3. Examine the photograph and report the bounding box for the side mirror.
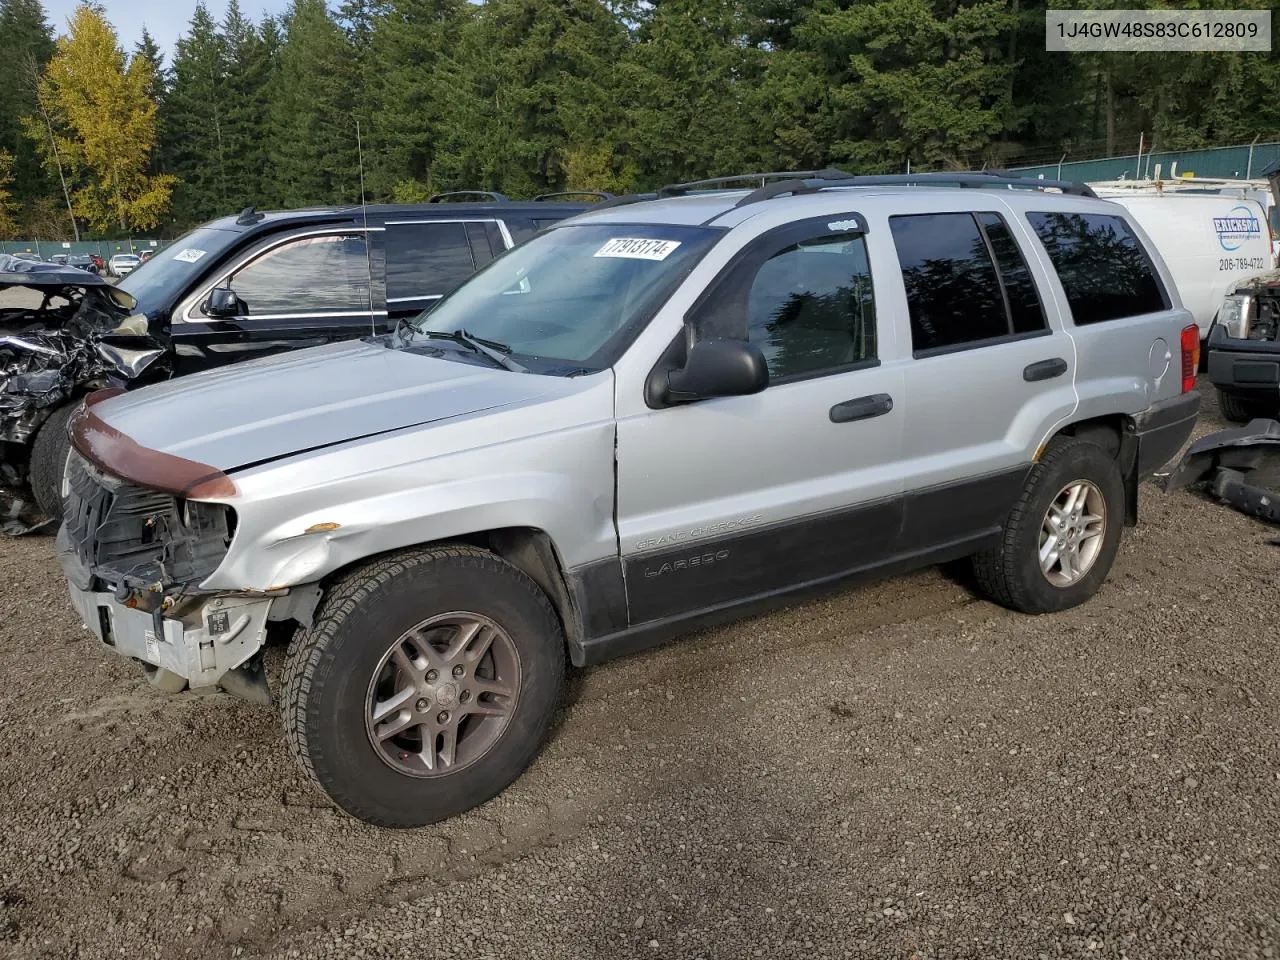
[665,339,768,403]
[206,287,243,318]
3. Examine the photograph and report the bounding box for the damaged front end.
[1164,419,1280,525]
[0,255,168,534]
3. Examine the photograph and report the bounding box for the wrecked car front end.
[55,394,277,701]
[0,256,168,533]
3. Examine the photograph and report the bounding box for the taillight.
[1180,323,1199,393]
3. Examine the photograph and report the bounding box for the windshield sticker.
[172,248,208,264]
[594,238,682,261]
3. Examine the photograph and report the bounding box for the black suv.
[0,192,601,528]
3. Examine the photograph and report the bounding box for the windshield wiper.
[422,329,528,373]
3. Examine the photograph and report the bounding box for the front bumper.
[58,528,274,689]
[1206,325,1280,400]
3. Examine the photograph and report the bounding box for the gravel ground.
[0,393,1277,960]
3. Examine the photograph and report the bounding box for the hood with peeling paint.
[88,338,594,472]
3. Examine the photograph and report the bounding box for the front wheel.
[970,437,1125,614]
[280,545,566,828]
[29,403,77,524]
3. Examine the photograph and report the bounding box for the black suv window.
[385,222,478,302]
[1026,212,1169,324]
[890,212,1048,355]
[229,233,372,316]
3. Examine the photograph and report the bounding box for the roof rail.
[533,190,615,202]
[428,190,509,204]
[582,191,660,212]
[658,168,854,198]
[816,172,1097,198]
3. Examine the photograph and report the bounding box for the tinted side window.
[1026,212,1169,324]
[385,222,476,301]
[230,234,371,315]
[976,213,1046,334]
[696,232,876,380]
[890,213,1010,353]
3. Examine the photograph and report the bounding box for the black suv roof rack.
[726,170,1097,210]
[533,190,615,202]
[428,190,510,204]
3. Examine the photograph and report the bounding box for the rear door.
[383,219,508,320]
[888,208,1079,551]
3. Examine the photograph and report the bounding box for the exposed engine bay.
[0,256,169,534]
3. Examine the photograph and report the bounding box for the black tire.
[29,403,77,523]
[970,437,1125,615]
[280,544,566,828]
[1217,389,1274,425]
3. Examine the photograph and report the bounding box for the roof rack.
[658,168,853,198]
[816,172,1097,198]
[428,190,509,204]
[533,190,615,202]
[583,191,660,212]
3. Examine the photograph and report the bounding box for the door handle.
[829,393,894,423]
[1023,358,1068,382]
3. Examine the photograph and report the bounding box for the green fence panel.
[1,238,163,259]
[1011,142,1280,183]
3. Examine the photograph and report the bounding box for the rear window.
[385,222,477,301]
[1026,212,1169,324]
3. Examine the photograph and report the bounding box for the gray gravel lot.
[0,394,1277,960]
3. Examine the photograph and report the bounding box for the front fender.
[201,420,618,592]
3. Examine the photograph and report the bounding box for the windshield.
[407,223,723,372]
[117,226,240,312]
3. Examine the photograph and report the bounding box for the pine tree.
[0,0,56,217]
[221,0,275,206]
[162,3,231,224]
[366,0,466,198]
[266,0,361,206]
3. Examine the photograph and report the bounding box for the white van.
[1092,192,1272,338]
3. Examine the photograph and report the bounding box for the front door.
[171,229,386,375]
[614,217,908,626]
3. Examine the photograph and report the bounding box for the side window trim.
[974,214,1016,338]
[912,326,1051,361]
[178,226,387,323]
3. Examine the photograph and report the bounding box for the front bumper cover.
[1163,417,1280,525]
[58,526,274,689]
[1206,325,1280,400]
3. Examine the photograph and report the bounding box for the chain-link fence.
[1009,141,1280,182]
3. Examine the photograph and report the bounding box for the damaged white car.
[0,255,166,533]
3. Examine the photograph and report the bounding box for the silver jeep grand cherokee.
[56,171,1201,827]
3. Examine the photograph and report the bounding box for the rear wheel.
[1217,389,1275,424]
[29,403,76,523]
[280,545,566,828]
[971,437,1125,614]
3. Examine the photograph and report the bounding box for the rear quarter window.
[1026,212,1169,324]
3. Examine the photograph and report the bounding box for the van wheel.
[29,403,76,524]
[1217,389,1275,424]
[280,545,566,828]
[971,437,1124,615]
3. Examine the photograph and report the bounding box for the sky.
[43,0,293,59]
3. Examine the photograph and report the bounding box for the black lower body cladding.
[1129,391,1201,479]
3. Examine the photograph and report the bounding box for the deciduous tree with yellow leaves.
[22,4,176,232]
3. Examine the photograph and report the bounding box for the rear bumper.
[1132,390,1200,478]
[1206,326,1280,400]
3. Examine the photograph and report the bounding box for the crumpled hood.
[90,339,577,472]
